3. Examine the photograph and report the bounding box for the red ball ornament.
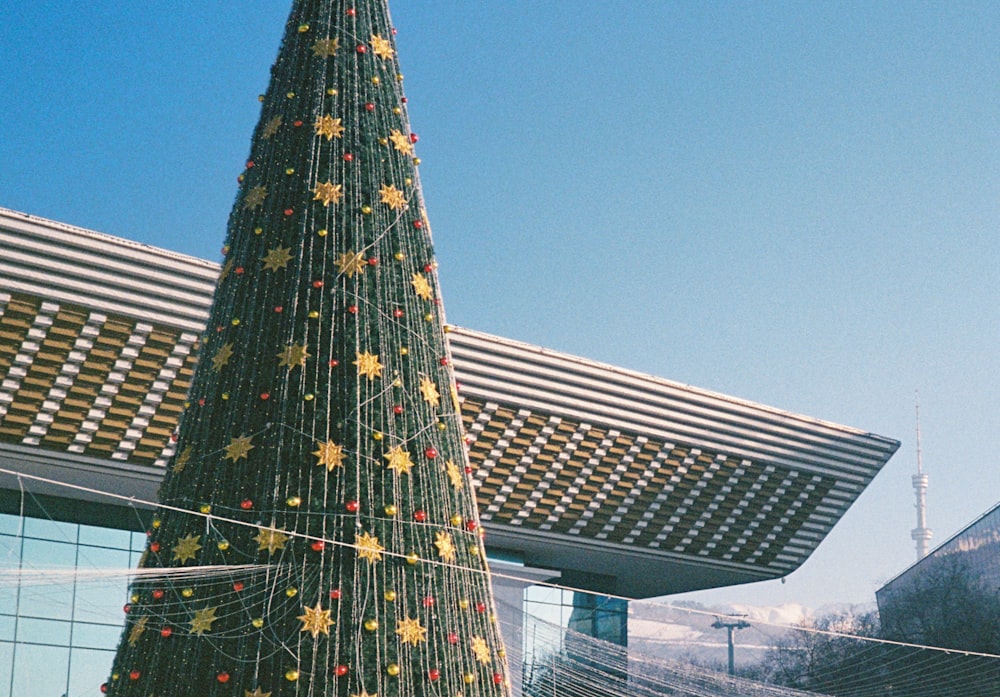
[274,305,283,313]
[240,499,253,510]
[152,589,164,600]
[356,44,367,53]
[343,152,354,161]
[401,97,408,103]
[311,540,325,552]
[232,581,245,592]
[393,308,404,318]
[412,220,423,229]
[422,595,435,607]
[393,404,403,415]
[160,626,172,638]
[476,602,487,613]
[101,683,109,694]
[329,359,339,367]
[425,447,438,459]
[428,669,441,682]
[293,120,304,127]
[347,8,356,16]
[329,588,342,599]
[368,257,378,266]
[465,521,478,532]
[413,509,427,522]
[235,266,244,275]
[260,392,270,400]
[440,357,449,366]
[149,542,161,553]
[284,208,294,216]
[409,133,419,143]
[465,466,473,474]
[493,673,504,685]
[123,604,131,614]
[335,665,349,677]
[346,500,360,513]
[448,632,459,644]
[217,672,230,684]
[129,670,141,681]
[312,279,324,288]
[198,398,206,406]
[347,305,359,314]
[246,160,255,168]
[365,102,375,112]
[424,263,434,272]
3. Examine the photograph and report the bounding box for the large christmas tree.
[103,2,512,695]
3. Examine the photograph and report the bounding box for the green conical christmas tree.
[104,2,512,695]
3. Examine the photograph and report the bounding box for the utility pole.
[712,615,751,675]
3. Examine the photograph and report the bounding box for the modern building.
[877,500,1000,645]
[0,207,899,696]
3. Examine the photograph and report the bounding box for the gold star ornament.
[254,527,290,554]
[411,272,433,300]
[246,689,272,697]
[446,460,464,489]
[419,376,441,406]
[335,251,367,278]
[298,601,335,639]
[172,534,201,564]
[389,129,414,155]
[128,615,148,646]
[262,115,282,139]
[370,34,395,60]
[435,530,456,563]
[211,342,234,371]
[314,440,346,471]
[379,184,407,210]
[224,435,254,462]
[314,114,345,140]
[172,446,192,474]
[278,343,310,369]
[244,185,267,209]
[355,531,384,564]
[312,37,340,57]
[354,351,383,380]
[189,606,219,636]
[471,636,492,664]
[384,445,414,475]
[262,246,293,271]
[313,181,344,206]
[395,616,428,646]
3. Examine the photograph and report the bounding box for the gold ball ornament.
[459,598,470,610]
[399,347,408,356]
[450,514,463,526]
[394,251,405,261]
[199,504,212,514]
[217,540,230,551]
[130,593,139,603]
[373,431,383,441]
[182,588,194,598]
[254,226,263,235]
[287,496,302,507]
[285,587,298,598]
[464,673,476,685]
[362,205,372,214]
[384,504,398,516]
[364,619,379,631]
[285,670,300,682]
[384,590,397,602]
[252,617,264,628]
[387,664,400,677]
[297,23,309,32]
[405,552,419,565]
[317,228,328,237]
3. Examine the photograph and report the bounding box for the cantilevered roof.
[0,207,899,598]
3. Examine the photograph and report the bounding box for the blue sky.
[2,1,998,611]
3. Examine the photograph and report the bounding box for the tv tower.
[911,395,932,560]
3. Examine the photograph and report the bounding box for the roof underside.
[0,208,899,598]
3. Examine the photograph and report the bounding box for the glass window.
[73,579,129,628]
[0,513,23,536]
[14,616,72,646]
[22,517,76,543]
[0,612,15,642]
[72,621,122,650]
[9,643,69,697]
[69,647,115,695]
[78,524,132,550]
[0,642,14,697]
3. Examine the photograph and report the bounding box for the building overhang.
[0,207,899,598]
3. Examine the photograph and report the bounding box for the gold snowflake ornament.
[262,116,282,139]
[312,37,340,57]
[172,446,192,474]
[389,129,414,155]
[370,34,395,60]
[411,272,433,300]
[244,185,267,209]
[471,636,492,664]
[419,376,441,406]
[446,460,464,489]
[128,616,148,646]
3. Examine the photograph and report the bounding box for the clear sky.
[2,1,998,611]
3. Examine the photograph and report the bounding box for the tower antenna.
[911,392,932,560]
